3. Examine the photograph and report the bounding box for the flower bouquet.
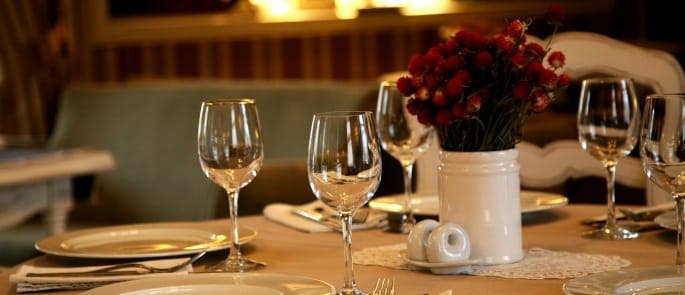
[396,4,570,265]
[396,4,569,151]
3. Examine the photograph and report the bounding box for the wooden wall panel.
[231,40,253,78]
[175,43,198,78]
[79,28,440,82]
[330,34,351,80]
[282,37,302,79]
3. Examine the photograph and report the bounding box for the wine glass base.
[337,287,367,295]
[207,257,266,273]
[582,226,639,240]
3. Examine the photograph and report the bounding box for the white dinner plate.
[654,211,676,230]
[369,190,568,216]
[81,273,335,295]
[563,266,685,294]
[35,221,256,259]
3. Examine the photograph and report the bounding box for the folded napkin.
[10,257,192,293]
[263,200,386,233]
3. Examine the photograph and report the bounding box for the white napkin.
[263,200,386,233]
[10,257,192,293]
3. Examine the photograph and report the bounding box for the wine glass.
[641,93,685,264]
[375,81,433,233]
[307,111,382,295]
[577,78,640,240]
[198,98,265,272]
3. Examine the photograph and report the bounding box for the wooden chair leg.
[45,179,73,235]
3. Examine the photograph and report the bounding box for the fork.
[372,277,395,295]
[26,250,207,277]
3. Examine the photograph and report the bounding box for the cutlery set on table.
[581,202,675,232]
[8,221,335,294]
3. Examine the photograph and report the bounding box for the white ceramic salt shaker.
[426,223,472,275]
[426,223,471,263]
[406,219,439,261]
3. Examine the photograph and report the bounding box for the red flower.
[425,74,440,90]
[445,38,459,54]
[399,6,566,151]
[452,31,469,44]
[446,78,464,97]
[525,61,543,77]
[475,51,494,68]
[505,20,527,38]
[512,81,532,100]
[408,54,426,74]
[511,52,526,68]
[538,69,559,89]
[464,32,488,51]
[547,51,565,69]
[495,34,516,53]
[438,56,463,74]
[406,99,420,115]
[532,92,550,112]
[455,70,471,85]
[417,108,435,125]
[452,103,465,119]
[466,94,482,113]
[433,89,449,106]
[558,73,571,87]
[436,108,454,125]
[525,43,545,57]
[396,76,414,96]
[424,49,443,68]
[411,75,425,89]
[546,3,564,25]
[416,87,431,101]
[432,44,448,56]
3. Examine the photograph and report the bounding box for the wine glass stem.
[675,195,685,265]
[402,163,414,221]
[604,163,618,230]
[340,213,357,293]
[226,189,243,262]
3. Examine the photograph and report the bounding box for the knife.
[290,207,343,232]
[26,270,145,277]
[582,202,675,225]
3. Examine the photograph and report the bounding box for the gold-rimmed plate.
[369,190,568,216]
[81,273,334,295]
[35,221,256,259]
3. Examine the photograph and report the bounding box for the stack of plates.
[33,222,335,294]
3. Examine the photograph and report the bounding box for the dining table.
[0,204,675,294]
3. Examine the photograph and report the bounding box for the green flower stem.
[440,98,532,152]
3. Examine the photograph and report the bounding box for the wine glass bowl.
[197,98,265,272]
[577,78,640,240]
[308,111,382,295]
[375,81,433,233]
[640,93,685,264]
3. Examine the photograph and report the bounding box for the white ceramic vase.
[438,148,523,265]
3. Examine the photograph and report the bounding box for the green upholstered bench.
[1,80,377,265]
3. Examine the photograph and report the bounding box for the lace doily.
[353,243,631,279]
